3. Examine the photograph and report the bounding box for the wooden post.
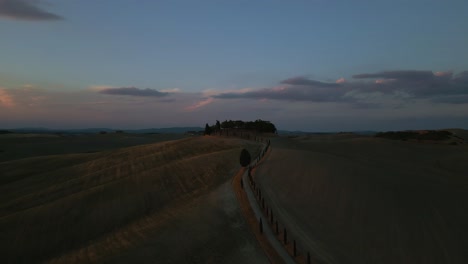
[293,240,297,257]
[284,228,287,244]
[240,178,243,189]
[307,252,311,264]
[259,218,263,234]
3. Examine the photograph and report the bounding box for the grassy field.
[255,132,468,264]
[0,135,267,263]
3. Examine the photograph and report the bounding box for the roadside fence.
[244,139,318,264]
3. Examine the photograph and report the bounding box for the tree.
[215,120,221,131]
[204,123,212,135]
[234,120,244,129]
[239,148,251,167]
[221,120,235,129]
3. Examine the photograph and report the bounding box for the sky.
[1,0,468,131]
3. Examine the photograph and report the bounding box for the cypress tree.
[239,148,251,167]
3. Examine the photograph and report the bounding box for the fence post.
[293,240,297,257]
[284,228,287,244]
[259,218,263,234]
[240,178,243,189]
[307,252,311,264]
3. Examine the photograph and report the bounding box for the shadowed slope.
[255,135,468,263]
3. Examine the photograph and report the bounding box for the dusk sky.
[1,0,468,131]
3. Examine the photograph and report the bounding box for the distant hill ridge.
[2,127,204,134]
[375,129,468,144]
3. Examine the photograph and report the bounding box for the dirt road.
[232,165,296,264]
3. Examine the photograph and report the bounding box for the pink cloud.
[336,78,346,84]
[184,97,214,111]
[0,88,15,107]
[87,85,114,92]
[434,71,453,77]
[375,78,396,84]
[183,87,256,111]
[160,88,181,93]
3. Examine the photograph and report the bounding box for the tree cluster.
[204,119,277,135]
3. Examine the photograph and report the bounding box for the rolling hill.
[0,136,267,263]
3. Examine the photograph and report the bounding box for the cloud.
[212,70,468,106]
[98,87,170,97]
[454,71,468,83]
[185,87,252,109]
[213,85,346,102]
[352,70,435,81]
[0,88,15,107]
[88,85,114,92]
[353,70,468,98]
[434,71,453,78]
[184,97,214,111]
[280,76,340,87]
[374,79,396,84]
[202,87,254,97]
[160,88,181,93]
[336,78,346,84]
[213,76,347,102]
[0,0,63,21]
[431,95,468,104]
